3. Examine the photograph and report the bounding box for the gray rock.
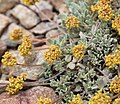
[1,23,33,47]
[10,5,40,29]
[0,0,18,13]
[31,22,57,34]
[9,50,46,80]
[0,14,12,36]
[0,86,61,104]
[0,41,7,59]
[30,0,54,21]
[59,4,69,14]
[30,0,53,11]
[49,0,64,11]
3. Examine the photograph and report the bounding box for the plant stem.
[17,64,41,67]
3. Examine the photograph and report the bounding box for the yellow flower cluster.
[89,90,111,104]
[109,75,120,93]
[18,36,32,56]
[72,43,85,59]
[113,98,120,104]
[1,52,18,67]
[10,28,23,41]
[21,0,40,6]
[65,16,80,28]
[44,45,62,63]
[69,94,83,104]
[37,96,52,104]
[105,49,120,68]
[91,0,113,21]
[112,15,120,35]
[6,73,27,94]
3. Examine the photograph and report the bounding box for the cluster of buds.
[113,98,120,104]
[37,96,52,104]
[69,94,83,104]
[44,45,62,63]
[72,43,85,59]
[6,73,27,94]
[91,0,113,21]
[18,36,32,56]
[10,28,23,41]
[109,75,120,93]
[21,0,40,6]
[112,15,120,35]
[105,49,120,68]
[65,15,80,28]
[88,90,111,104]
[1,52,18,67]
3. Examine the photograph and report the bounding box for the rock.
[0,86,61,104]
[59,4,69,14]
[39,9,54,21]
[0,0,18,13]
[30,0,54,21]
[10,5,40,29]
[8,50,46,80]
[0,14,12,36]
[1,23,33,47]
[0,41,7,59]
[31,0,53,11]
[49,0,64,11]
[31,22,57,34]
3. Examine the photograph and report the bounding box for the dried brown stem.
[17,64,41,67]
[111,93,120,100]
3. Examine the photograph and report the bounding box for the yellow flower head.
[1,52,18,67]
[105,49,120,68]
[91,0,113,12]
[18,36,32,56]
[98,4,113,21]
[91,4,99,12]
[100,0,113,4]
[69,94,83,104]
[112,15,120,35]
[109,75,120,93]
[65,15,80,28]
[113,98,120,104]
[21,0,40,6]
[44,45,62,63]
[105,54,116,68]
[72,43,85,59]
[37,96,52,104]
[10,28,23,41]
[6,73,27,94]
[89,90,111,104]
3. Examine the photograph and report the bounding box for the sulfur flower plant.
[69,94,83,104]
[105,49,120,68]
[113,98,120,104]
[37,96,52,104]
[88,90,111,104]
[65,15,80,28]
[91,0,113,21]
[1,52,18,67]
[1,0,120,104]
[10,28,23,41]
[18,36,32,56]
[44,45,62,63]
[21,0,40,6]
[112,15,120,35]
[6,73,27,94]
[72,43,85,59]
[109,75,120,93]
